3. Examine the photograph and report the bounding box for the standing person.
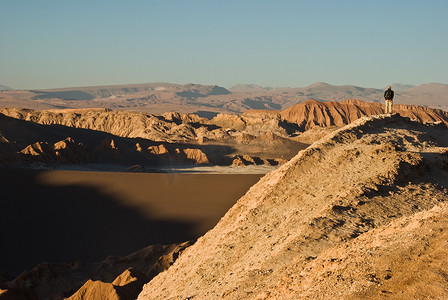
[384,86,394,114]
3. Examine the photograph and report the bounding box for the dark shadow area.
[242,98,282,110]
[188,122,221,131]
[0,169,196,276]
[192,111,219,119]
[176,86,230,98]
[176,91,207,98]
[30,90,95,101]
[279,120,303,135]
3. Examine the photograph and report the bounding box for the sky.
[1,0,447,90]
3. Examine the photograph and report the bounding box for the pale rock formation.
[211,114,246,131]
[147,144,169,155]
[146,145,209,165]
[182,148,210,165]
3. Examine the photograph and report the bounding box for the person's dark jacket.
[384,88,394,100]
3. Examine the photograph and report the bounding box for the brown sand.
[0,169,262,275]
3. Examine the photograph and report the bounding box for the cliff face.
[280,99,448,130]
[0,107,291,143]
[138,115,448,299]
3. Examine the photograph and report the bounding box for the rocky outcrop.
[280,99,448,130]
[138,115,448,299]
[19,137,97,163]
[145,145,209,165]
[66,268,149,300]
[212,110,288,136]
[181,148,210,165]
[147,144,169,155]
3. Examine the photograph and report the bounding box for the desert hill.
[137,114,448,299]
[2,82,447,114]
[279,99,448,130]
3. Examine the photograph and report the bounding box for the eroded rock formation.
[280,99,448,130]
[20,137,96,164]
[137,115,448,299]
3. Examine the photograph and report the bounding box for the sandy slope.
[138,114,448,299]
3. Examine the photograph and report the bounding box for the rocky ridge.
[0,107,304,168]
[0,108,292,144]
[137,114,448,299]
[280,99,448,130]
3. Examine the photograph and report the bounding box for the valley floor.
[0,168,263,276]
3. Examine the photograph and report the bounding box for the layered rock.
[138,115,448,299]
[280,99,448,130]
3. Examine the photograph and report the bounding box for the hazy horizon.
[4,80,448,92]
[1,1,447,90]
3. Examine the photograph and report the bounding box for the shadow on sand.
[0,169,196,276]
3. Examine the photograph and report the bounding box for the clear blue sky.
[1,0,447,89]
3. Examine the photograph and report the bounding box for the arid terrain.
[1,99,447,172]
[0,170,262,299]
[1,92,448,299]
[138,114,448,299]
[1,82,448,114]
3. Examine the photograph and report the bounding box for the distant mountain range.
[0,84,12,90]
[0,82,447,113]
